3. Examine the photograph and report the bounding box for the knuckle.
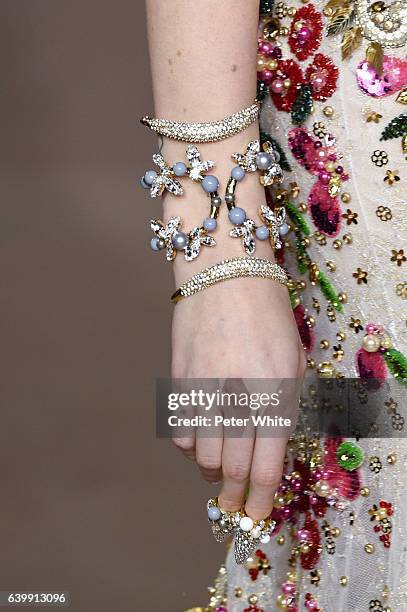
[223,463,250,483]
[197,455,221,471]
[172,437,194,451]
[252,468,281,489]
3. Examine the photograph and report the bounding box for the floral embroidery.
[288,4,323,61]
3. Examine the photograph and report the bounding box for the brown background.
[0,1,224,610]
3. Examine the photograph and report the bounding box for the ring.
[207,497,276,564]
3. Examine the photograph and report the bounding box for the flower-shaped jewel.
[184,227,216,262]
[384,169,400,185]
[369,600,384,612]
[149,154,184,198]
[232,140,261,172]
[230,219,256,255]
[392,412,405,431]
[391,249,406,266]
[376,205,392,221]
[306,53,339,102]
[369,456,382,473]
[260,144,284,186]
[150,216,182,261]
[186,146,215,181]
[288,4,323,61]
[259,204,286,249]
[371,150,388,167]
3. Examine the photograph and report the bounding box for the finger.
[172,436,196,461]
[196,436,223,483]
[245,437,286,520]
[218,436,254,512]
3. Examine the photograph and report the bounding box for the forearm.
[145,0,275,284]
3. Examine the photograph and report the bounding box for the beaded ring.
[207,497,277,565]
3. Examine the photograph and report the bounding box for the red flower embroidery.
[269,59,304,112]
[306,53,339,101]
[288,4,323,61]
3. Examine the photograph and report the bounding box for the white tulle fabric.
[221,2,407,610]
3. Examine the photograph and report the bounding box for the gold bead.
[307,316,316,328]
[297,280,307,290]
[280,26,289,35]
[338,292,347,303]
[300,542,310,553]
[340,576,348,586]
[257,55,267,70]
[325,161,336,173]
[341,192,351,203]
[383,19,394,31]
[331,527,341,537]
[387,453,397,465]
[336,331,346,341]
[317,361,334,378]
[364,543,375,554]
[326,260,336,272]
[248,594,258,605]
[360,487,370,497]
[283,78,291,89]
[320,339,330,349]
[287,6,297,16]
[277,535,286,545]
[286,571,297,582]
[301,237,311,248]
[343,233,353,244]
[235,587,242,598]
[323,105,334,117]
[307,357,316,369]
[324,7,334,16]
[208,587,216,595]
[381,337,393,350]
[268,59,279,71]
[383,607,392,612]
[333,239,343,250]
[299,202,307,213]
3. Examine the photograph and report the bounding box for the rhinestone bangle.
[140,102,260,143]
[171,257,288,303]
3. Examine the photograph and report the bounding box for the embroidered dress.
[193,2,407,611]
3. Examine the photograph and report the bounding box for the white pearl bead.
[260,534,271,544]
[250,526,261,539]
[362,334,381,353]
[239,516,254,532]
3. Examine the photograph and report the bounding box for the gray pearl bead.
[172,231,188,250]
[231,166,246,182]
[202,175,219,193]
[150,237,160,251]
[256,225,270,240]
[208,506,221,521]
[256,152,273,170]
[279,222,290,236]
[173,162,187,177]
[144,170,157,185]
[140,177,150,189]
[272,149,280,162]
[157,239,166,250]
[203,217,217,232]
[225,193,235,205]
[211,195,222,207]
[228,207,246,225]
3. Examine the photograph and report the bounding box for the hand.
[171,278,306,520]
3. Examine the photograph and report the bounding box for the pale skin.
[146,0,306,520]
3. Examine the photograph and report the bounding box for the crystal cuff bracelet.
[171,257,288,303]
[140,102,260,143]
